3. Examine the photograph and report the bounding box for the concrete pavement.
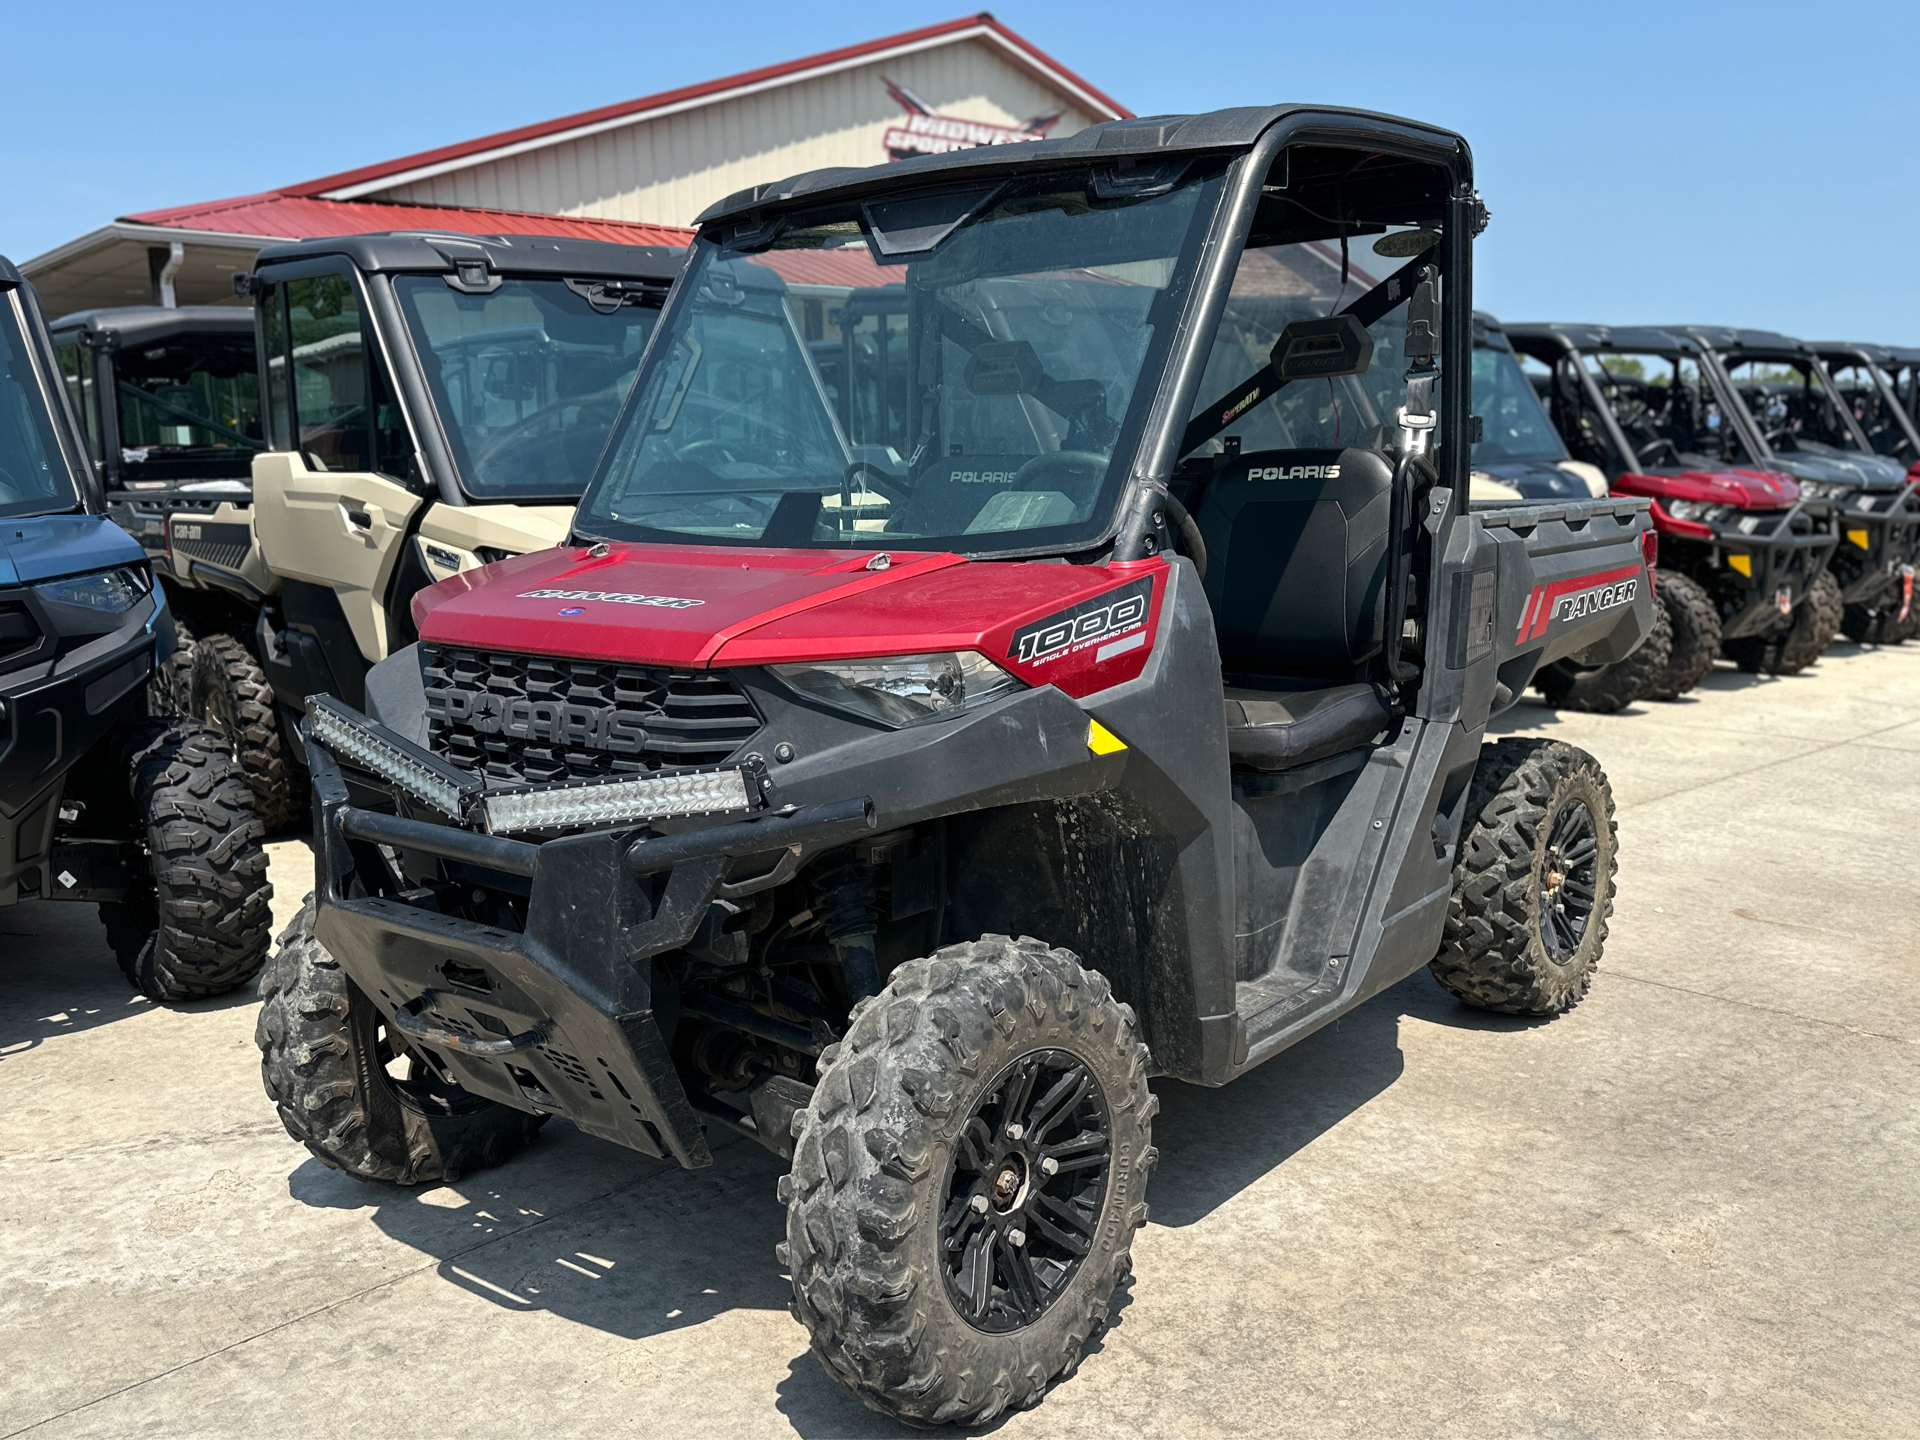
[2,641,1916,1438]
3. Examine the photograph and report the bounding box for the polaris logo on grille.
[423,689,649,753]
[519,588,704,610]
[1248,463,1341,481]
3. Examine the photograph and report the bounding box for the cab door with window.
[251,267,425,662]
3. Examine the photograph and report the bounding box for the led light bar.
[481,767,753,836]
[307,696,481,821]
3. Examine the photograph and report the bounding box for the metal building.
[20,15,1127,319]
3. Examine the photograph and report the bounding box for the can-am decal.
[518,587,704,610]
[1515,564,1642,643]
[1009,576,1153,667]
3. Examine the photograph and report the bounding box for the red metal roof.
[122,190,693,247]
[287,14,1132,200]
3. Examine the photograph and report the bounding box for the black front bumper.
[1826,483,1920,609]
[1674,499,1839,641]
[305,684,1120,1168]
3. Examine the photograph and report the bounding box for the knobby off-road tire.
[1533,595,1673,713]
[191,630,305,832]
[256,896,546,1183]
[99,722,273,1002]
[147,610,195,716]
[783,936,1155,1427]
[1728,571,1841,674]
[1842,588,1917,646]
[1429,738,1618,1016]
[1641,571,1722,700]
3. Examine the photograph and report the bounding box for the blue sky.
[2,0,1915,339]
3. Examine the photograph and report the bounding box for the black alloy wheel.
[939,1049,1112,1333]
[1539,799,1599,963]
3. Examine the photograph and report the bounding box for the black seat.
[1191,447,1394,678]
[1222,683,1392,772]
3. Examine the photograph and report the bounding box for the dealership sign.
[882,77,1060,160]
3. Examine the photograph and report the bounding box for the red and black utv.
[1811,340,1920,640]
[257,105,1655,1425]
[1507,324,1844,675]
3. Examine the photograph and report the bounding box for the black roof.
[1885,345,1920,365]
[48,304,254,349]
[0,254,20,287]
[696,104,1470,226]
[250,231,686,281]
[1810,340,1895,363]
[1667,325,1805,355]
[1504,322,1696,355]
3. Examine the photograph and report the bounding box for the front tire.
[1429,737,1618,1016]
[1533,596,1673,713]
[784,936,1155,1427]
[190,630,306,832]
[99,721,273,1002]
[148,608,195,716]
[256,896,545,1183]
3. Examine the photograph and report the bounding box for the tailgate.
[1476,497,1656,688]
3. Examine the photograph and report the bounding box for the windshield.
[1583,350,1746,469]
[395,276,663,500]
[1718,355,1870,457]
[1822,356,1917,464]
[1472,339,1565,464]
[110,330,261,481]
[0,293,82,518]
[581,167,1222,551]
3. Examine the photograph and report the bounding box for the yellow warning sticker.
[1727,553,1752,576]
[1848,528,1871,549]
[1086,720,1128,756]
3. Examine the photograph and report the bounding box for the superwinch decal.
[1009,576,1154,667]
[1516,564,1642,643]
[518,587,704,610]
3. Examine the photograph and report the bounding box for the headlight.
[771,652,1024,728]
[33,566,149,615]
[1794,479,1849,500]
[1665,501,1737,523]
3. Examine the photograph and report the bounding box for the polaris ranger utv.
[1469,313,1677,709]
[1507,324,1845,676]
[257,106,1654,1425]
[47,305,265,707]
[1,257,271,999]
[1810,340,1920,642]
[156,233,684,828]
[1677,326,1918,655]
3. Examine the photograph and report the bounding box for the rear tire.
[148,609,195,716]
[99,722,273,1002]
[1429,737,1617,1016]
[256,895,545,1183]
[1533,596,1672,713]
[190,630,305,832]
[784,936,1155,1426]
[1641,571,1721,700]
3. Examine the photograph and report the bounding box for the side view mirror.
[1271,313,1374,380]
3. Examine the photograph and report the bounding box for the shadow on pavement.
[0,901,249,1060]
[278,969,1466,1433]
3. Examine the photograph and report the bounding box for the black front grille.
[420,644,761,785]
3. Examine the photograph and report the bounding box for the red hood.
[1614,467,1800,510]
[413,543,1171,697]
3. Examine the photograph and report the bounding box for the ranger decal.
[1009,576,1154,667]
[1515,564,1643,643]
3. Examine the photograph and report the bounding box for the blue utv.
[1,255,271,999]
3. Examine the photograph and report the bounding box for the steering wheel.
[675,438,741,466]
[1635,438,1681,468]
[1011,451,1108,506]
